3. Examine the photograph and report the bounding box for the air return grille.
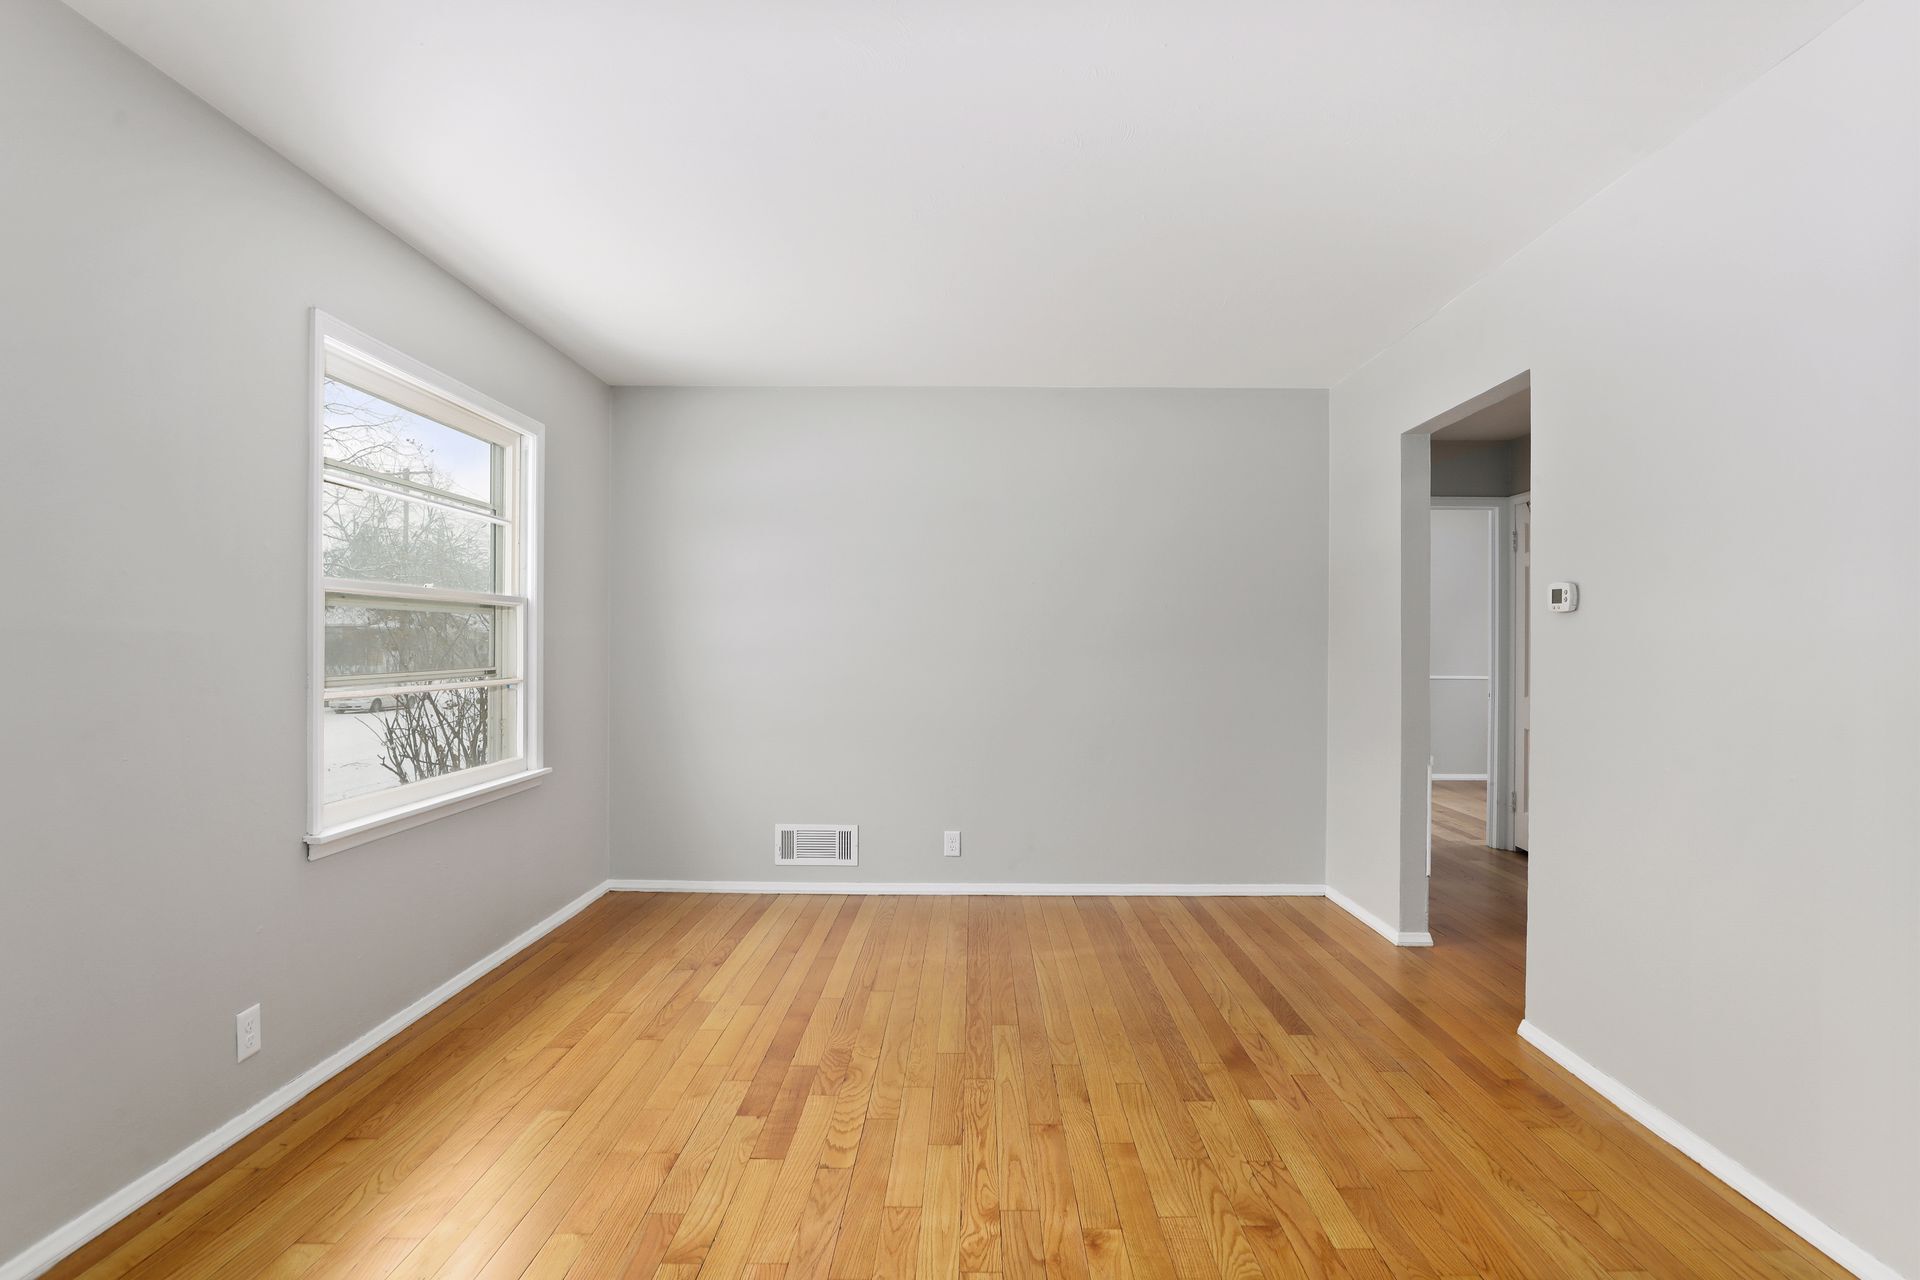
[775,824,858,866]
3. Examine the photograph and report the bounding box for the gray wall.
[0,1,611,1264]
[1327,0,1917,1271]
[1431,438,1529,497]
[1428,508,1492,777]
[610,389,1327,886]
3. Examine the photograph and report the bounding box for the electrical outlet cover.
[237,1004,262,1062]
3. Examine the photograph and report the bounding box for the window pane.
[323,377,497,508]
[324,597,502,682]
[322,480,498,592]
[323,684,518,804]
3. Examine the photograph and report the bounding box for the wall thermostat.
[1548,581,1579,612]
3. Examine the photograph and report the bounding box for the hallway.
[1429,779,1527,972]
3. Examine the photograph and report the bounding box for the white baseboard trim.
[0,882,609,1280]
[1324,885,1434,947]
[1517,1020,1899,1280]
[1430,772,1487,782]
[605,879,1327,897]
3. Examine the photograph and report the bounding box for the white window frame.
[305,311,547,857]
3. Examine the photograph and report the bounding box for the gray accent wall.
[0,1,612,1264]
[610,389,1328,887]
[1326,0,1918,1271]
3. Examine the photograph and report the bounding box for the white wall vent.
[775,824,858,866]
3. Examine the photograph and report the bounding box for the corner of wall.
[600,381,617,884]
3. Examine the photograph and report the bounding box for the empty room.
[2,1,1915,1278]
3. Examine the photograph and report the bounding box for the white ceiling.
[65,0,1854,387]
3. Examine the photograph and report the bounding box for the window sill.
[306,767,551,860]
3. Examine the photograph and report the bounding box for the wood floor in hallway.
[47,815,1848,1279]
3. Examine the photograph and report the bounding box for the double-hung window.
[306,313,544,855]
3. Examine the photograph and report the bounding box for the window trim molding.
[305,767,553,857]
[306,310,547,858]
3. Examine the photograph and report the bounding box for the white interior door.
[1511,496,1531,850]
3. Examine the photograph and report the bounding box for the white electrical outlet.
[943,830,962,858]
[236,1004,261,1062]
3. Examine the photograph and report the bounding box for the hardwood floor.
[1428,781,1526,984]
[47,814,1848,1279]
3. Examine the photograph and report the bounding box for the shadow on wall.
[1432,435,1530,498]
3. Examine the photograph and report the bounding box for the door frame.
[1398,368,1530,942]
[1507,492,1531,850]
[1429,496,1516,850]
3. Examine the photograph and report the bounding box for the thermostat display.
[1548,582,1579,612]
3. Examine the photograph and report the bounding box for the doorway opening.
[1403,373,1531,947]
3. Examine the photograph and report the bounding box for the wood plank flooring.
[47,797,1848,1279]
